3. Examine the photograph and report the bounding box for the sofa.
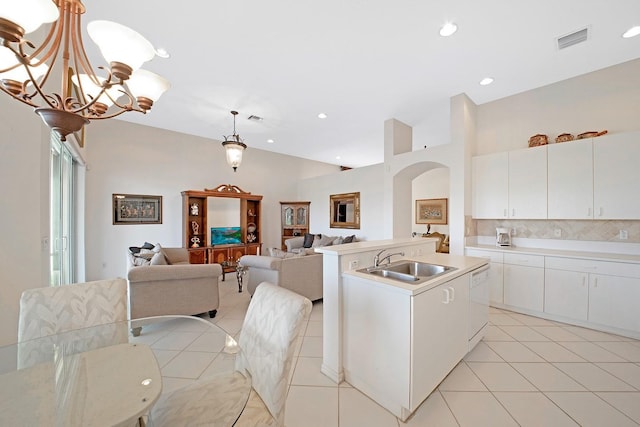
[127,244,222,334]
[238,252,323,302]
[284,233,356,253]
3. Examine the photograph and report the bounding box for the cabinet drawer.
[503,253,544,268]
[466,249,504,263]
[546,256,640,278]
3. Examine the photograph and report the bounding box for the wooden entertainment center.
[182,184,262,266]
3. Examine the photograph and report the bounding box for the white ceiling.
[82,0,640,168]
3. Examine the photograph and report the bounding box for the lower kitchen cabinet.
[589,274,640,332]
[411,275,468,410]
[342,272,471,421]
[503,253,544,312]
[544,268,588,321]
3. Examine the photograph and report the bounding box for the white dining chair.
[17,278,128,367]
[150,281,312,427]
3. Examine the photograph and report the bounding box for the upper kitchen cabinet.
[472,146,547,219]
[472,152,509,219]
[548,139,594,219]
[593,132,640,219]
[508,146,547,219]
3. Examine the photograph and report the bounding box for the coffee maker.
[496,227,511,247]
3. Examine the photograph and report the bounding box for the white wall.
[0,97,51,345]
[83,119,339,281]
[476,58,640,154]
[296,164,385,242]
[411,168,450,235]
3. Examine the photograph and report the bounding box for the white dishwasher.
[469,264,490,350]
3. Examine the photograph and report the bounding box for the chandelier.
[0,0,170,141]
[221,110,247,172]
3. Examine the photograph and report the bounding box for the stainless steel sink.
[357,260,457,284]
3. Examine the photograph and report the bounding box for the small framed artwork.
[415,198,448,225]
[113,194,162,225]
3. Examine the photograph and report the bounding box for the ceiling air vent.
[247,115,263,121]
[557,27,589,50]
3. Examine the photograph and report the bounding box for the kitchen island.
[341,252,488,421]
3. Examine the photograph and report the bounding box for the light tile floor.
[138,279,640,426]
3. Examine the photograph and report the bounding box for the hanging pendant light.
[221,110,247,172]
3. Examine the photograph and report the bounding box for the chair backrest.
[235,282,312,426]
[18,278,128,342]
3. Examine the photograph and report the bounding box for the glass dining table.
[0,315,251,426]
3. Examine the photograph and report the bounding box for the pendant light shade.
[221,111,247,172]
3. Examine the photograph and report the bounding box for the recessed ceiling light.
[318,113,327,119]
[267,139,274,143]
[439,22,458,37]
[623,26,640,38]
[155,48,170,58]
[479,77,494,86]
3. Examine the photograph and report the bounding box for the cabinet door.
[593,133,640,219]
[547,140,594,219]
[472,152,508,219]
[210,248,229,264]
[589,274,640,333]
[503,264,544,312]
[411,276,468,410]
[295,206,308,226]
[544,269,588,321]
[229,246,246,263]
[508,146,547,219]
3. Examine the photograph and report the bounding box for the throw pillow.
[342,235,356,244]
[141,242,155,250]
[303,233,315,248]
[312,234,334,247]
[332,236,344,246]
[129,246,141,254]
[136,249,155,260]
[150,251,168,265]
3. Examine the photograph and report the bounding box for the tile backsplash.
[475,219,640,243]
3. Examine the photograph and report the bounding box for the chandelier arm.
[106,90,141,113]
[26,15,61,64]
[0,82,39,108]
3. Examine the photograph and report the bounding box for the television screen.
[211,227,242,245]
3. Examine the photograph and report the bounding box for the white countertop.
[466,243,640,264]
[343,253,488,296]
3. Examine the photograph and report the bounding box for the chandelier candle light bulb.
[0,0,170,141]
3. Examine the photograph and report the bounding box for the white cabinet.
[508,146,547,219]
[411,275,468,410]
[472,152,508,219]
[503,253,544,312]
[547,139,594,219]
[589,274,640,332]
[544,268,588,321]
[342,272,471,421]
[593,133,640,219]
[465,248,504,305]
[472,146,546,219]
[544,256,640,334]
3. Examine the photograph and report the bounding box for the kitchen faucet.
[373,249,405,267]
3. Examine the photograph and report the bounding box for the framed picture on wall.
[113,194,162,225]
[415,198,448,225]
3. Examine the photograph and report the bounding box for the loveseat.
[127,244,222,333]
[238,252,323,301]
